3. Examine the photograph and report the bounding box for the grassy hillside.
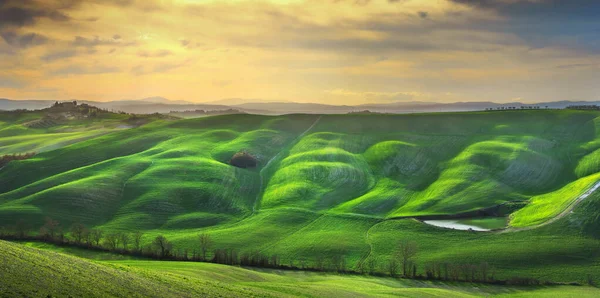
[3,110,600,283]
[0,109,136,155]
[3,240,600,298]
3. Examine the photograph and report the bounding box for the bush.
[230,152,258,168]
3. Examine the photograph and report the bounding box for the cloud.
[41,49,78,62]
[0,31,48,48]
[137,49,173,58]
[0,75,26,89]
[0,0,70,29]
[49,65,120,76]
[418,11,429,19]
[448,0,600,19]
[72,35,136,48]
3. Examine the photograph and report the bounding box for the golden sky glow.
[0,0,599,104]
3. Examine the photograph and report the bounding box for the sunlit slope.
[262,111,600,221]
[0,110,131,155]
[3,110,600,230]
[0,114,320,229]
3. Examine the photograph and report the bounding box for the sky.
[0,0,599,105]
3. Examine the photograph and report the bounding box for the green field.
[3,240,600,298]
[3,110,600,287]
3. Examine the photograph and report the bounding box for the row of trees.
[0,218,550,285]
[566,105,600,110]
[484,106,546,111]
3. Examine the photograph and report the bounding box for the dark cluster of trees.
[0,152,36,168]
[566,105,600,110]
[0,218,560,286]
[48,101,105,118]
[485,106,546,111]
[230,151,258,168]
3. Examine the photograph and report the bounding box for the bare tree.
[14,219,29,238]
[397,240,418,277]
[152,235,172,257]
[388,258,399,277]
[367,257,378,275]
[480,262,489,282]
[315,255,325,271]
[331,255,345,273]
[120,233,130,250]
[40,217,60,240]
[105,233,119,251]
[133,232,144,252]
[90,229,103,246]
[198,233,212,261]
[70,223,88,244]
[83,229,92,246]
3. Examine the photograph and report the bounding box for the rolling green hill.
[3,240,600,298]
[3,110,600,284]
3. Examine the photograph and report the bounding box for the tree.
[40,217,60,241]
[83,228,92,246]
[331,255,345,272]
[367,257,378,275]
[90,229,103,246]
[70,222,88,244]
[480,262,489,282]
[14,219,29,238]
[198,233,212,261]
[120,233,130,250]
[105,233,119,251]
[387,258,399,277]
[133,232,144,252]
[314,255,325,271]
[397,240,418,277]
[152,235,172,257]
[229,151,258,168]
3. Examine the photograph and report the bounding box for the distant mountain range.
[1,97,598,115]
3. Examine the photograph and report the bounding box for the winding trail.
[504,180,600,233]
[252,116,322,213]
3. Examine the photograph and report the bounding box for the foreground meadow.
[2,240,599,298]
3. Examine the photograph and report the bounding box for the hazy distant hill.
[2,97,599,115]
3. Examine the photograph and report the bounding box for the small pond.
[422,217,507,232]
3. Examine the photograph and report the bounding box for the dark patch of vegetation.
[47,101,105,119]
[230,151,258,168]
[566,105,600,110]
[0,152,35,168]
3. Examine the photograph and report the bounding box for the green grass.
[3,240,600,298]
[4,110,600,286]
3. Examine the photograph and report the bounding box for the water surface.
[423,217,506,231]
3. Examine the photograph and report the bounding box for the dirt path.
[504,180,600,233]
[252,116,322,212]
